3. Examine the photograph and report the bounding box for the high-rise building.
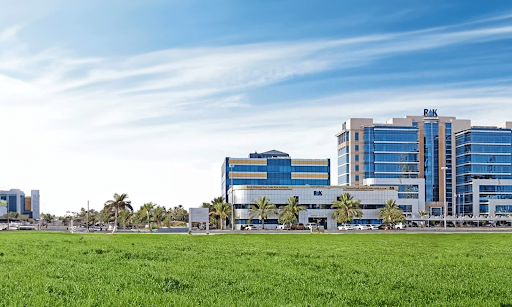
[222,150,330,202]
[337,111,512,217]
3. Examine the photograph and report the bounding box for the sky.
[2,0,512,215]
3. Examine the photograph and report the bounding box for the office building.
[222,150,330,202]
[231,185,406,230]
[0,189,40,219]
[337,110,512,217]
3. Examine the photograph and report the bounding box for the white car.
[366,224,379,230]
[245,224,259,230]
[337,224,353,230]
[306,223,317,230]
[394,223,406,230]
[276,224,290,230]
[354,224,369,230]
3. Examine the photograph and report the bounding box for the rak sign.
[423,109,438,117]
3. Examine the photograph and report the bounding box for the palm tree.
[204,197,226,228]
[118,210,133,230]
[141,202,155,230]
[418,210,428,228]
[153,205,166,228]
[280,196,306,226]
[250,196,278,230]
[331,193,362,225]
[104,193,133,233]
[378,199,404,229]
[211,201,232,230]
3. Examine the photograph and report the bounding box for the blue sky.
[2,0,512,214]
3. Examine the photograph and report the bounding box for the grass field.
[1,232,512,306]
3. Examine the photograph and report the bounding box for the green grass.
[1,232,512,306]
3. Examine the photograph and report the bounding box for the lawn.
[0,232,511,306]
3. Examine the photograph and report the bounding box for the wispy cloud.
[0,25,22,42]
[3,12,512,214]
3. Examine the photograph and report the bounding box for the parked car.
[245,224,259,230]
[90,226,101,231]
[366,224,379,230]
[338,224,353,230]
[276,224,290,230]
[394,223,406,230]
[354,224,369,230]
[291,223,306,230]
[306,223,317,230]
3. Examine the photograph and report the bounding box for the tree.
[104,193,133,233]
[98,208,113,226]
[141,202,155,229]
[280,196,306,226]
[58,213,73,226]
[41,213,55,226]
[378,199,405,229]
[172,205,188,222]
[418,210,429,229]
[203,198,224,228]
[153,205,166,228]
[8,211,19,219]
[250,196,277,230]
[118,210,133,230]
[331,193,362,225]
[278,211,296,226]
[211,200,231,230]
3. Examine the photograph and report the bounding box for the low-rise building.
[231,185,418,229]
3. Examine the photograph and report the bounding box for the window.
[355,132,359,141]
[355,175,359,181]
[355,145,359,151]
[355,165,359,171]
[355,155,359,161]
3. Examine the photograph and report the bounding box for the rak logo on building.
[313,191,323,196]
[423,109,438,117]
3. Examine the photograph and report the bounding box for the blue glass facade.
[364,126,419,179]
[223,157,330,202]
[424,122,439,202]
[455,128,512,215]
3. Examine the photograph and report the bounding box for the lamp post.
[441,166,449,230]
[229,163,234,231]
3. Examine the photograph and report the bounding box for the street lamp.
[441,166,449,230]
[229,163,234,230]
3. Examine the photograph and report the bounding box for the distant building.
[0,189,40,219]
[222,150,330,203]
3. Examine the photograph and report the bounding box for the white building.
[231,185,424,230]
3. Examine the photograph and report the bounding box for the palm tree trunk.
[262,218,265,230]
[113,207,118,233]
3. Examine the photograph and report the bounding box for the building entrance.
[308,217,328,230]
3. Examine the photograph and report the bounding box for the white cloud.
[3,13,512,214]
[0,25,22,42]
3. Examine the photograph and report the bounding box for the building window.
[355,176,359,181]
[355,155,359,161]
[355,132,359,141]
[355,145,359,151]
[355,165,359,171]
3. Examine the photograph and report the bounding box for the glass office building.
[337,112,512,217]
[222,150,330,202]
[455,128,512,215]
[0,189,40,219]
